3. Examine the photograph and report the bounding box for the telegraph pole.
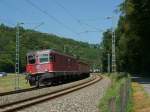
[107,53,111,73]
[15,23,19,90]
[14,22,43,90]
[106,16,116,72]
[15,22,23,90]
[112,23,116,72]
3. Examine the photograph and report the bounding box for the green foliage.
[101,0,150,75]
[0,24,101,72]
[99,73,130,112]
[118,0,150,74]
[0,74,30,92]
[100,29,112,72]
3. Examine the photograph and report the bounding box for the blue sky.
[0,0,122,44]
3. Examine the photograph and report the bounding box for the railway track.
[0,75,102,112]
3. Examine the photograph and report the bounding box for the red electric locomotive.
[26,49,90,87]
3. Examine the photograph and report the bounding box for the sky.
[0,0,123,44]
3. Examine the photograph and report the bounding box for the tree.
[0,24,101,72]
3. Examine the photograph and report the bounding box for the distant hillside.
[0,24,101,72]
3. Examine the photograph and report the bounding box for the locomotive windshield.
[28,55,35,64]
[39,54,49,63]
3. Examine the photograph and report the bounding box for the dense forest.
[0,24,101,72]
[101,0,150,75]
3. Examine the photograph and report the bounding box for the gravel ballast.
[19,76,111,112]
[0,76,94,107]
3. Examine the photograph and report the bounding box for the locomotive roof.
[27,49,89,65]
[27,49,75,59]
[27,49,51,54]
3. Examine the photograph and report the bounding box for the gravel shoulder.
[142,84,150,95]
[18,76,111,112]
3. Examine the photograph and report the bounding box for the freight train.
[26,49,90,87]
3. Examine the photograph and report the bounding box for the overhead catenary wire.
[0,0,102,36]
[51,0,102,32]
[51,0,81,24]
[0,1,43,27]
[30,22,44,30]
[0,18,15,26]
[78,30,104,34]
[25,0,78,35]
[79,17,106,22]
[0,0,28,22]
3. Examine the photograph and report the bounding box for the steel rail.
[0,77,92,96]
[0,75,102,112]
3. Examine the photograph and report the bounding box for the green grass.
[99,73,130,112]
[126,93,133,112]
[0,74,30,93]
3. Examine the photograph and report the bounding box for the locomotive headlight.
[45,69,48,72]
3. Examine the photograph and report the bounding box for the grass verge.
[99,73,132,112]
[132,82,150,112]
[0,74,30,93]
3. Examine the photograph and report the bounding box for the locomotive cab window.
[28,55,35,64]
[49,55,55,62]
[39,54,49,63]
